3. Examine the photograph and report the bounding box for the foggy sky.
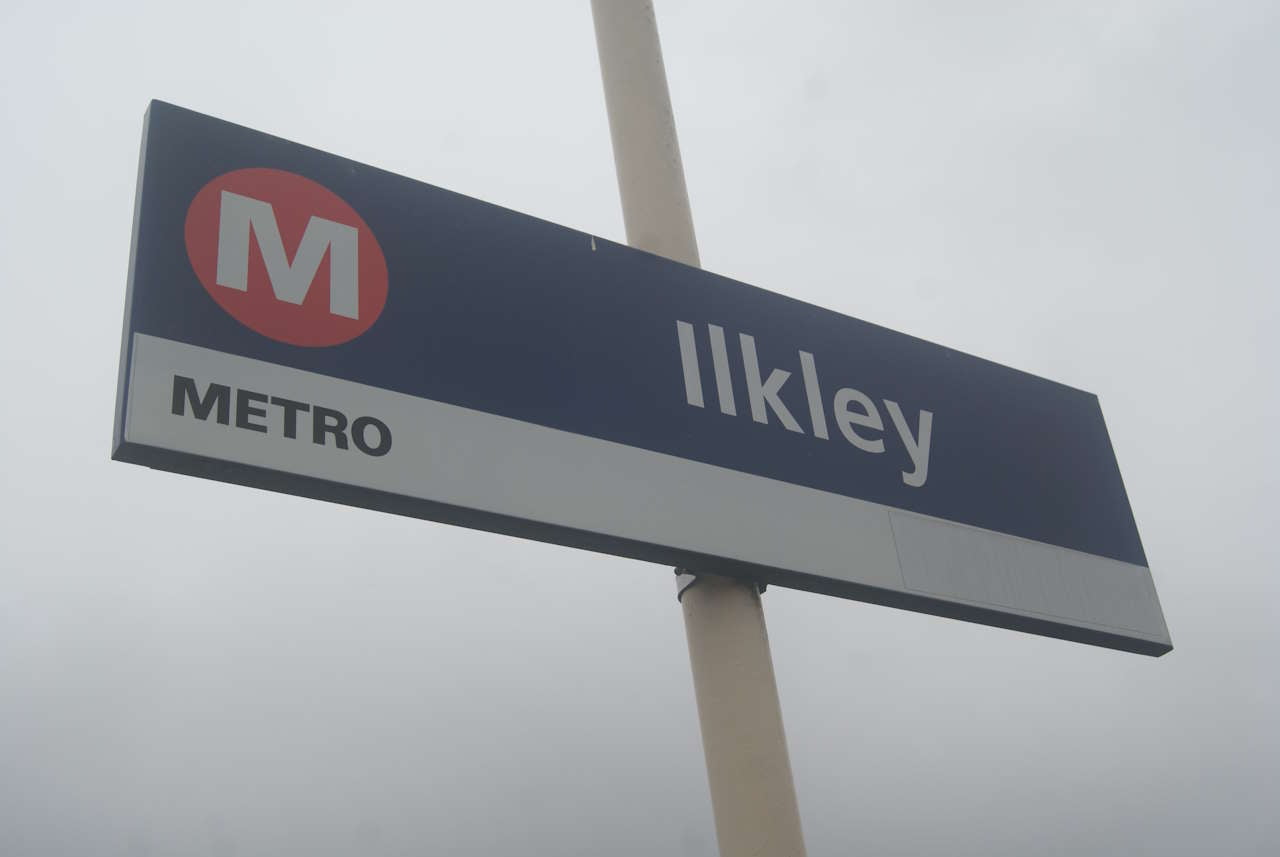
[1,1,1277,855]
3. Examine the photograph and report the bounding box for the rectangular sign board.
[114,102,1171,655]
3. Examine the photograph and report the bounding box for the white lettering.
[676,320,704,408]
[833,388,885,453]
[216,190,360,318]
[673,322,935,488]
[799,350,829,440]
[708,324,737,416]
[739,333,803,433]
[884,400,933,487]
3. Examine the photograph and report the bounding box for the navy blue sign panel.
[114,102,1171,655]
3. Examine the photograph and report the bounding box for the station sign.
[114,102,1171,655]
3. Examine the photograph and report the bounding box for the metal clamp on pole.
[676,569,766,602]
[675,569,701,602]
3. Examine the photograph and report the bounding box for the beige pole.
[590,4,807,855]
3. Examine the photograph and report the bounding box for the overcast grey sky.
[2,1,1277,855]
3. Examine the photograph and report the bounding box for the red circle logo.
[184,168,389,347]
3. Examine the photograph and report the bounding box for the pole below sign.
[590,2,808,855]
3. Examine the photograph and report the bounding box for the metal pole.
[590,4,807,855]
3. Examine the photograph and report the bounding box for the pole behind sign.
[590,3,809,855]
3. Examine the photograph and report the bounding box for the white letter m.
[215,190,360,319]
